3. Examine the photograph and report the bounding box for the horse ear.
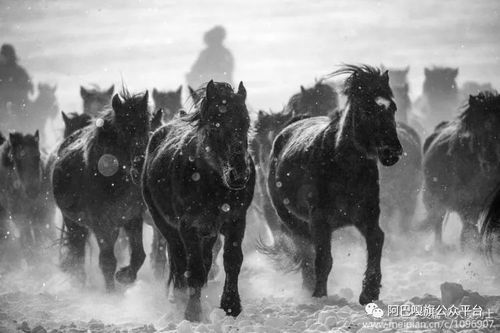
[404,66,410,75]
[61,111,69,125]
[300,85,306,94]
[206,80,216,100]
[34,130,39,143]
[469,94,476,106]
[107,85,114,96]
[237,81,246,100]
[142,91,149,108]
[383,70,389,83]
[189,86,198,101]
[176,85,182,95]
[453,68,459,77]
[112,94,123,111]
[424,68,430,76]
[80,86,89,99]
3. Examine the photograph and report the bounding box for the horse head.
[152,86,182,122]
[81,84,114,116]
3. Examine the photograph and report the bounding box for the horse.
[0,131,50,260]
[265,65,402,305]
[415,67,460,135]
[386,67,411,124]
[152,86,182,122]
[61,112,92,138]
[80,84,114,117]
[479,184,500,259]
[379,122,422,238]
[52,88,149,290]
[285,81,338,117]
[142,81,255,321]
[421,91,500,251]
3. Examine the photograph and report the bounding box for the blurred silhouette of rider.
[186,26,234,89]
[0,44,33,117]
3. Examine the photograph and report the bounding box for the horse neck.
[335,100,372,155]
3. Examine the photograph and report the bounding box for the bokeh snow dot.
[221,203,231,212]
[95,118,104,127]
[98,154,119,177]
[191,172,200,181]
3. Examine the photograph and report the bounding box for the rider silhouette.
[186,26,234,89]
[0,44,33,118]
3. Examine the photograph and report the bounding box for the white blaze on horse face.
[375,97,391,110]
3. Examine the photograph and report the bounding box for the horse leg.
[220,216,245,317]
[311,217,332,298]
[94,226,119,292]
[357,220,384,305]
[422,192,446,247]
[60,217,88,284]
[179,221,205,322]
[208,235,222,281]
[204,235,219,281]
[151,228,168,280]
[115,217,146,285]
[459,213,480,252]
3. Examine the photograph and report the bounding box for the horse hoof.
[221,294,242,317]
[185,299,202,322]
[115,266,136,284]
[359,290,379,305]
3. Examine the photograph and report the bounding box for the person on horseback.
[186,26,234,89]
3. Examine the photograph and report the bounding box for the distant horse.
[379,122,422,236]
[386,67,411,124]
[415,67,459,134]
[152,86,183,122]
[421,91,500,250]
[80,85,114,117]
[266,65,402,304]
[285,81,338,117]
[0,131,49,260]
[27,83,59,132]
[53,89,149,290]
[61,112,92,138]
[142,81,255,321]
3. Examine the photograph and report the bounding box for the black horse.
[152,86,183,122]
[285,81,338,117]
[0,131,49,260]
[52,89,149,290]
[80,84,114,117]
[421,91,500,250]
[266,65,402,305]
[142,81,255,321]
[61,112,92,138]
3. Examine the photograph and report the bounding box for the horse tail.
[480,184,500,258]
[256,232,305,273]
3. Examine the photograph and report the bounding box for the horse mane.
[325,64,386,100]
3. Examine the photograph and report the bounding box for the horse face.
[81,85,114,115]
[112,91,150,184]
[61,112,92,138]
[152,86,182,121]
[9,131,41,198]
[298,83,337,116]
[205,81,251,190]
[371,94,402,166]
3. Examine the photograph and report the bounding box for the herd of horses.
[0,64,499,321]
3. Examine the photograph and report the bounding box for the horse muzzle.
[378,145,403,167]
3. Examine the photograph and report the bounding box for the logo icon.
[365,302,384,318]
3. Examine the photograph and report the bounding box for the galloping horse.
[266,65,402,305]
[285,81,338,117]
[53,89,149,290]
[142,81,255,321]
[80,85,114,117]
[422,91,500,250]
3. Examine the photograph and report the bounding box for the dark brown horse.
[421,91,500,250]
[53,89,149,290]
[0,131,49,260]
[61,112,92,138]
[152,86,182,122]
[80,84,114,117]
[142,81,255,321]
[266,65,402,305]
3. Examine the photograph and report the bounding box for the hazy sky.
[1,0,499,112]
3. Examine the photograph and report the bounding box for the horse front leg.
[357,211,384,305]
[220,215,245,317]
[179,220,206,322]
[208,235,222,280]
[151,227,167,279]
[94,226,119,292]
[116,217,146,284]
